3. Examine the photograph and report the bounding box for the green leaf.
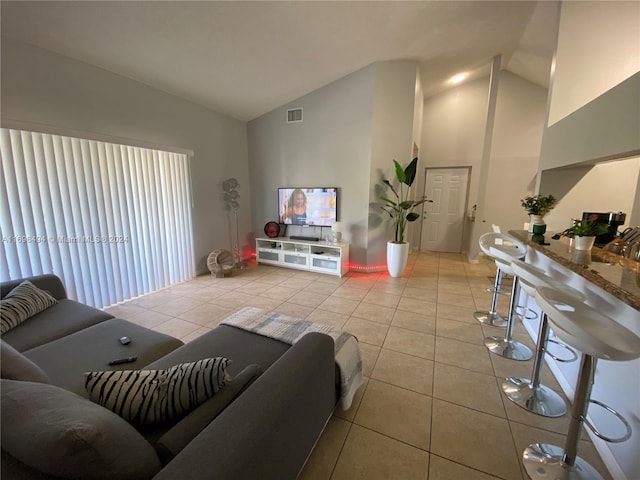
[403,157,418,186]
[406,212,420,222]
[393,160,406,184]
[382,180,399,200]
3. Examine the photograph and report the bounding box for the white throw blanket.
[220,307,363,410]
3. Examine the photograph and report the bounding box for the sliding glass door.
[0,128,195,308]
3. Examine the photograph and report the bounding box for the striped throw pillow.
[0,281,58,335]
[84,357,231,425]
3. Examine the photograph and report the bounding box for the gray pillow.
[156,363,263,463]
[0,339,50,383]
[0,281,57,334]
[1,379,162,480]
[85,357,231,425]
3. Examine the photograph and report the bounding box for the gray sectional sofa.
[1,274,338,480]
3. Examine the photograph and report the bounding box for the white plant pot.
[528,214,544,233]
[574,236,596,251]
[387,241,410,278]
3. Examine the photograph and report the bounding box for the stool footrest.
[584,399,632,443]
[515,305,538,320]
[546,338,578,363]
[485,287,511,296]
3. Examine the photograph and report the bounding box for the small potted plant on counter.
[559,219,609,251]
[521,194,557,232]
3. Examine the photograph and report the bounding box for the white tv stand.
[255,237,349,277]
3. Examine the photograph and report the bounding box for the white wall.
[247,61,418,269]
[543,157,639,233]
[247,64,376,267]
[420,71,547,256]
[419,75,487,225]
[408,69,425,249]
[540,0,640,232]
[487,72,548,232]
[549,1,640,126]
[368,62,419,267]
[1,39,249,275]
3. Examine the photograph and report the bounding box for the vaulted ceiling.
[1,1,558,121]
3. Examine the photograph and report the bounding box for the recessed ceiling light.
[450,73,467,84]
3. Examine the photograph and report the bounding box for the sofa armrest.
[1,274,67,301]
[154,332,337,480]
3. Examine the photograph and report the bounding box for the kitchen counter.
[509,229,640,312]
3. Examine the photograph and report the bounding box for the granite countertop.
[509,230,640,311]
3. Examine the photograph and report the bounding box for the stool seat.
[489,244,525,263]
[511,260,583,300]
[474,232,526,328]
[523,287,640,480]
[478,233,526,259]
[502,260,584,418]
[483,244,532,361]
[536,286,640,361]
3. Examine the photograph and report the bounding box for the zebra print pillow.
[0,281,58,335]
[84,357,231,426]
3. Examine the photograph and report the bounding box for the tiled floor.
[106,251,612,480]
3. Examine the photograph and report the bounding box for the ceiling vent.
[287,108,303,123]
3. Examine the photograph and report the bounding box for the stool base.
[502,377,566,417]
[484,337,532,361]
[523,443,603,480]
[473,311,508,327]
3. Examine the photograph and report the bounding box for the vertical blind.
[0,128,195,308]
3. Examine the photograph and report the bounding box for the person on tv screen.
[281,189,307,225]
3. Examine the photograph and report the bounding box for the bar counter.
[507,229,639,480]
[509,229,640,312]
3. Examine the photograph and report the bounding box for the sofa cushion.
[1,274,67,301]
[145,324,290,376]
[1,299,114,352]
[23,318,183,396]
[155,363,263,464]
[0,340,50,383]
[85,357,231,426]
[1,379,162,480]
[0,281,57,334]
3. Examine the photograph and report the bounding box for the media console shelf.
[255,237,349,277]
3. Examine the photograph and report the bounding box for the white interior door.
[420,167,470,252]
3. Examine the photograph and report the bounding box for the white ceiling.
[1,1,559,122]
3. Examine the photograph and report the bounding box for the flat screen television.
[278,188,338,226]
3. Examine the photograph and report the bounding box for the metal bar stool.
[523,286,640,480]
[502,259,581,417]
[473,233,526,328]
[483,243,533,361]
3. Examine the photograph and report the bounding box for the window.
[0,129,195,308]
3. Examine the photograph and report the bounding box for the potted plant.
[559,219,609,251]
[379,157,432,277]
[520,194,557,232]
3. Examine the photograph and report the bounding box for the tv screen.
[278,188,338,226]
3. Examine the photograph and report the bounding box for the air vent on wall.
[287,108,303,123]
